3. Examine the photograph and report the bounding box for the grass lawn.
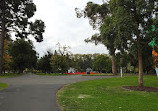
[83,73,139,76]
[35,73,68,76]
[0,73,23,78]
[57,76,158,111]
[0,83,8,90]
[83,73,113,76]
[35,73,137,76]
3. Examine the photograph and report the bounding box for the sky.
[31,0,109,57]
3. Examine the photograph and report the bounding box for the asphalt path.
[0,74,116,111]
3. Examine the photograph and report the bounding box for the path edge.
[56,84,71,111]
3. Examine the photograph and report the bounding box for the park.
[0,0,158,111]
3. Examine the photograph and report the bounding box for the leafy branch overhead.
[75,2,109,29]
[76,2,118,75]
[0,0,46,42]
[84,33,101,45]
[30,20,45,42]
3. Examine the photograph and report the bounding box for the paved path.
[0,74,116,111]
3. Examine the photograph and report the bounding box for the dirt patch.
[123,86,158,92]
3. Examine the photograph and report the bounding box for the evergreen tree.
[9,39,37,73]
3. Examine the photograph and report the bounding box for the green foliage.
[100,16,117,54]
[108,0,157,85]
[0,0,45,74]
[93,54,112,73]
[9,39,37,73]
[75,2,109,29]
[30,20,45,42]
[142,46,155,73]
[37,50,53,73]
[0,0,45,41]
[76,2,118,75]
[74,54,94,72]
[50,44,72,73]
[109,0,157,50]
[116,48,155,74]
[77,2,118,55]
[58,76,158,111]
[51,54,70,73]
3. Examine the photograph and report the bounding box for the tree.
[100,16,118,75]
[76,2,118,75]
[51,54,70,73]
[50,44,72,73]
[93,54,112,73]
[0,0,45,74]
[73,54,83,71]
[9,39,37,73]
[109,0,158,87]
[56,43,72,56]
[73,54,94,72]
[37,50,53,73]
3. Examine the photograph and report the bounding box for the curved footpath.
[0,74,116,111]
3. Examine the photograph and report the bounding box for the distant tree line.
[1,39,155,75]
[36,44,112,73]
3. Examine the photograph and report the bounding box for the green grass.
[83,73,139,76]
[83,73,113,76]
[0,73,23,78]
[35,73,68,76]
[0,83,8,90]
[57,76,158,111]
[36,73,138,76]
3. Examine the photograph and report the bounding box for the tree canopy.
[9,39,37,73]
[93,54,112,73]
[0,0,45,74]
[109,0,158,87]
[76,2,118,75]
[37,50,53,73]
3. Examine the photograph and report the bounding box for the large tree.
[76,2,119,75]
[9,39,37,73]
[109,0,158,87]
[0,0,45,74]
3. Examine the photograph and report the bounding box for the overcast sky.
[31,0,108,57]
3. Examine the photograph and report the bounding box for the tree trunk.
[138,49,144,87]
[0,0,5,75]
[132,0,144,87]
[0,16,5,74]
[112,53,117,75]
[136,25,144,87]
[0,33,4,74]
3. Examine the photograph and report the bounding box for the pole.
[120,67,123,78]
